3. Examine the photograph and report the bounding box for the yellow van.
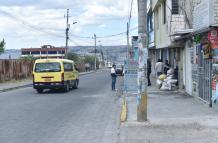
[32,59,79,93]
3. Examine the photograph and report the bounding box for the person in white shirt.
[110,65,117,90]
[155,59,164,77]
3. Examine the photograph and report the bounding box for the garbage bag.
[156,79,163,89]
[158,74,167,81]
[160,82,171,90]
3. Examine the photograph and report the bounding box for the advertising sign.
[124,59,138,94]
[208,30,218,59]
[202,43,211,59]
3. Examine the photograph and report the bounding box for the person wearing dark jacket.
[111,65,117,90]
[147,59,152,86]
[164,60,170,74]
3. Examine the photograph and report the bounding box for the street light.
[65,20,77,59]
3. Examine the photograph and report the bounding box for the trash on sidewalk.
[156,68,178,91]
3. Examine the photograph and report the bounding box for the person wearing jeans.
[111,65,117,90]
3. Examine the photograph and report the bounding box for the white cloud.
[99,24,106,28]
[0,0,138,48]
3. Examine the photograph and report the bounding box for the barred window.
[172,0,179,14]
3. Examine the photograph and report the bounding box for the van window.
[63,62,73,71]
[35,62,61,72]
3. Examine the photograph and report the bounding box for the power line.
[69,33,92,39]
[0,9,66,39]
[97,26,138,39]
[0,9,138,45]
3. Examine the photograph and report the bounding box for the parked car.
[32,59,79,93]
[115,65,124,76]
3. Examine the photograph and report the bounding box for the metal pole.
[65,9,69,59]
[209,59,213,107]
[127,22,130,58]
[94,34,97,71]
[137,0,148,121]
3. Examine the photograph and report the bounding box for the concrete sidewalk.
[0,71,95,93]
[118,80,218,143]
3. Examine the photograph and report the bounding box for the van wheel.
[64,83,70,92]
[73,80,79,89]
[36,89,43,93]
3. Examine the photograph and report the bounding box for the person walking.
[147,58,152,86]
[155,59,164,77]
[111,65,117,90]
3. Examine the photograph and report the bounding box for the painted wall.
[153,0,185,49]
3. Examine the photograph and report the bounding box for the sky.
[0,0,138,49]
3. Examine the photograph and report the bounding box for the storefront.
[209,29,218,107]
[192,31,213,106]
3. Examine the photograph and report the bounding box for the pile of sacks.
[156,68,178,90]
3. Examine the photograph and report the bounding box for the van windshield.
[35,62,61,72]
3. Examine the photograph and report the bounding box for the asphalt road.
[0,70,121,143]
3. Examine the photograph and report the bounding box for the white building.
[151,0,186,88]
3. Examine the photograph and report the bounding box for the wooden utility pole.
[65,9,69,58]
[127,22,130,58]
[137,0,148,121]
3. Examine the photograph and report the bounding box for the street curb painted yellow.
[120,96,127,122]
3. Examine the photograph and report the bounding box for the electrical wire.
[97,26,138,39]
[0,8,137,47]
[0,9,66,39]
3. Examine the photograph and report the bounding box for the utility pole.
[65,9,69,59]
[127,22,130,58]
[137,0,148,121]
[94,34,97,71]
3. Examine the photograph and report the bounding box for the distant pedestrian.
[147,58,151,86]
[85,63,90,72]
[164,60,170,74]
[111,65,117,90]
[155,59,164,77]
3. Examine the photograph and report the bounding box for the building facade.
[21,45,66,59]
[150,0,186,88]
[150,0,218,108]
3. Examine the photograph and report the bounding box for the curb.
[0,84,32,93]
[0,71,96,93]
[120,95,127,122]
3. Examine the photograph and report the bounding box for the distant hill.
[0,45,127,60]
[0,49,21,59]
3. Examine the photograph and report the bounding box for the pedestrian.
[85,63,90,72]
[164,60,170,74]
[147,58,151,86]
[155,59,164,77]
[111,64,117,90]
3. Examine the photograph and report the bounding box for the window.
[41,51,47,54]
[63,62,73,71]
[31,51,40,55]
[156,9,159,29]
[163,0,166,24]
[172,0,179,14]
[48,51,57,54]
[148,14,153,32]
[22,51,30,55]
[35,62,61,73]
[58,50,65,54]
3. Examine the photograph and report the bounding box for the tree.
[0,39,5,55]
[66,52,79,62]
[20,55,37,61]
[83,55,100,69]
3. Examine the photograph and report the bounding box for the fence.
[0,60,34,82]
